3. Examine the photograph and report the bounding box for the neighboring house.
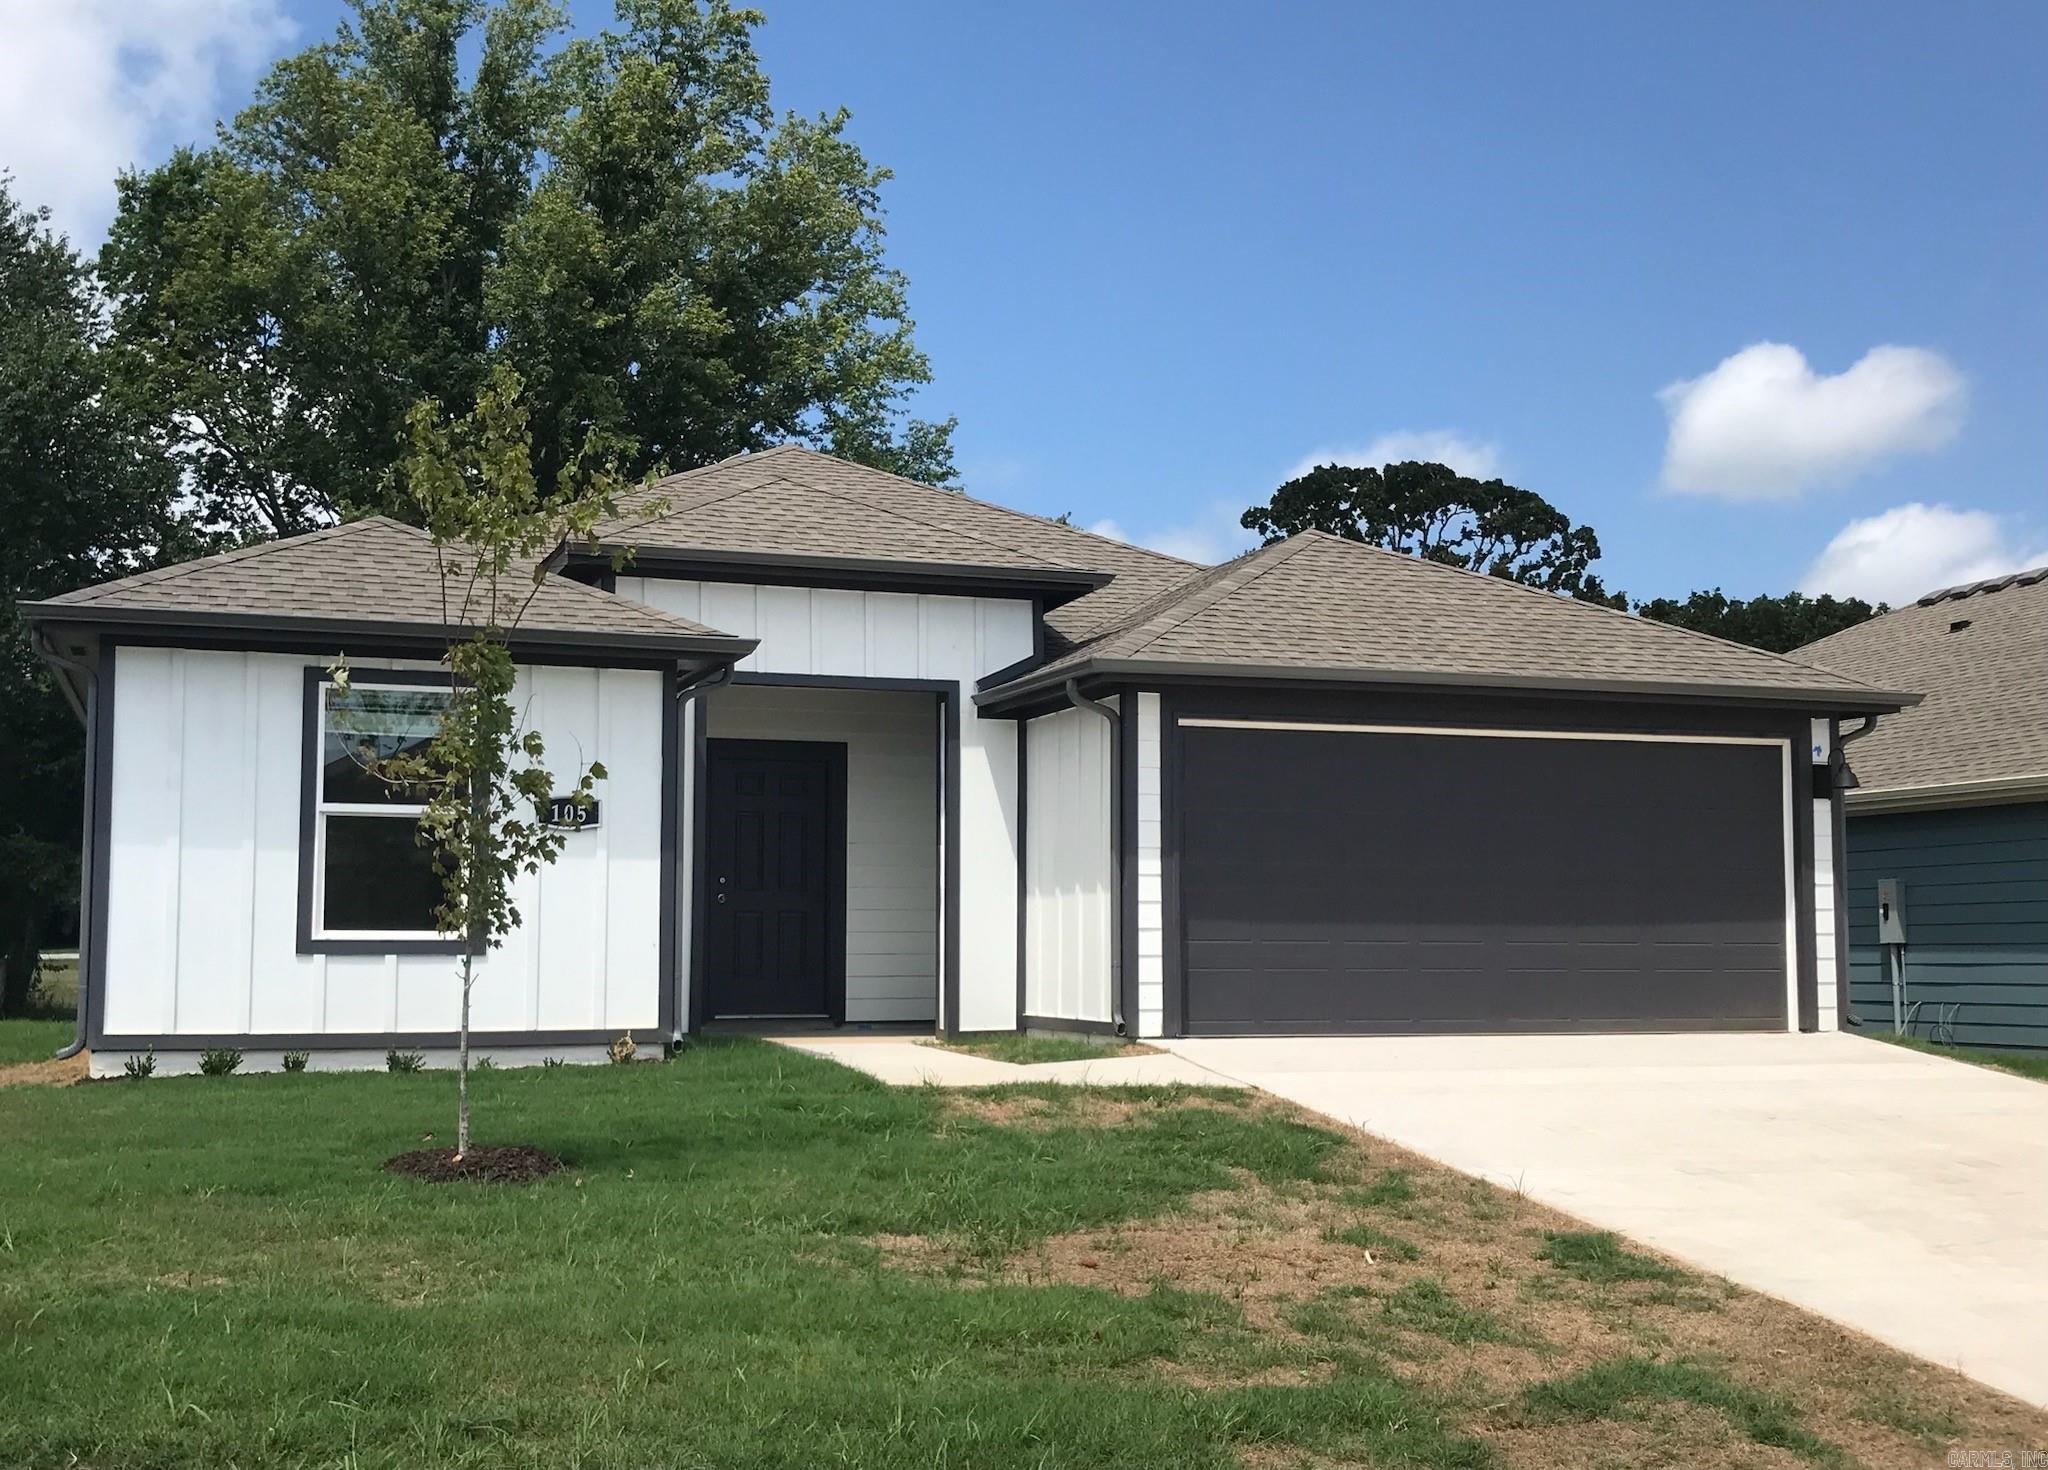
[1799,567,2048,1052]
[27,446,1914,1074]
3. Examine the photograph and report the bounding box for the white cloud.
[1659,342,1965,500]
[0,0,293,247]
[1800,502,2044,606]
[1284,430,1502,484]
[1089,502,1258,566]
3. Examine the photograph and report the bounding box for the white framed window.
[301,673,458,948]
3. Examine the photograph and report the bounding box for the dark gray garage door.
[1179,723,1788,1034]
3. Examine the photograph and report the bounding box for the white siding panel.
[756,585,815,675]
[699,583,759,669]
[813,589,867,674]
[1134,694,1165,1037]
[100,648,666,1046]
[1022,705,1114,1024]
[865,593,920,678]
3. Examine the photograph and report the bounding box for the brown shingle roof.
[27,516,750,658]
[1799,566,2048,793]
[982,531,1914,710]
[595,444,1197,643]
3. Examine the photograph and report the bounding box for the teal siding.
[1844,801,2048,1052]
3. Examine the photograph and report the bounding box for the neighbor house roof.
[1799,565,2048,804]
[587,444,1197,643]
[25,516,755,661]
[978,531,1917,712]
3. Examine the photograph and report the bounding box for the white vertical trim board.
[1780,742,1799,1033]
[1134,694,1164,1038]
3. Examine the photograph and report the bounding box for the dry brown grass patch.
[0,1051,86,1088]
[872,1089,2048,1468]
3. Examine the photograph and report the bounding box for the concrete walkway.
[775,1035,1232,1088]
[1163,1032,2048,1408]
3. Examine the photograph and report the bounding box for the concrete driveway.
[1163,1031,2048,1408]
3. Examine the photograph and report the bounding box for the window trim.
[296,666,470,956]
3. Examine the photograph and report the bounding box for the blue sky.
[9,1,2043,604]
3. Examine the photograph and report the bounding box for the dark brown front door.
[703,740,846,1021]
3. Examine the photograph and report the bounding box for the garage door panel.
[1179,724,1788,1033]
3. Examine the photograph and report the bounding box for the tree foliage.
[100,0,954,540]
[339,365,625,1154]
[0,179,192,1017]
[1241,460,1616,599]
[1632,589,1885,654]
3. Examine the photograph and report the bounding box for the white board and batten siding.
[1133,694,1165,1037]
[1022,702,1116,1025]
[707,684,938,1024]
[101,647,667,1048]
[617,577,1033,1032]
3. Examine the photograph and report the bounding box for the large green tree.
[1240,461,1883,650]
[1241,460,1618,600]
[0,180,192,1016]
[100,0,954,539]
[1633,589,1885,654]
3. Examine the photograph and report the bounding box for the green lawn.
[0,1015,72,1064]
[0,1035,1486,1470]
[1868,1031,2048,1083]
[6,1027,2043,1468]
[932,1030,1152,1065]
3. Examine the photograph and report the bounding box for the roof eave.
[1845,771,2048,815]
[20,600,758,666]
[575,544,1113,606]
[975,655,1922,715]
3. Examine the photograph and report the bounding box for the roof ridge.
[56,518,382,605]
[787,473,1097,569]
[1298,530,1893,695]
[1107,536,1318,659]
[702,442,1202,572]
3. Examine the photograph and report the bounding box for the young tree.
[101,0,954,541]
[0,179,192,1016]
[345,365,626,1157]
[1241,460,1612,598]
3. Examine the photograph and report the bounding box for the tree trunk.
[456,950,473,1158]
[0,892,50,1019]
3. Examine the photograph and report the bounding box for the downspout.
[670,663,735,1045]
[1064,679,1126,1037]
[1832,715,1880,1029]
[29,630,96,1060]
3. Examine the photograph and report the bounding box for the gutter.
[28,631,96,1061]
[1063,679,1127,1037]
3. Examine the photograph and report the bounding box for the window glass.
[322,816,444,934]
[322,685,447,805]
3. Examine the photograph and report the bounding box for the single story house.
[1799,567,2048,1052]
[27,446,1915,1074]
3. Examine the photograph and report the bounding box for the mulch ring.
[383,1144,564,1185]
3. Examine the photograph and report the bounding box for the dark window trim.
[731,672,955,694]
[297,666,468,956]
